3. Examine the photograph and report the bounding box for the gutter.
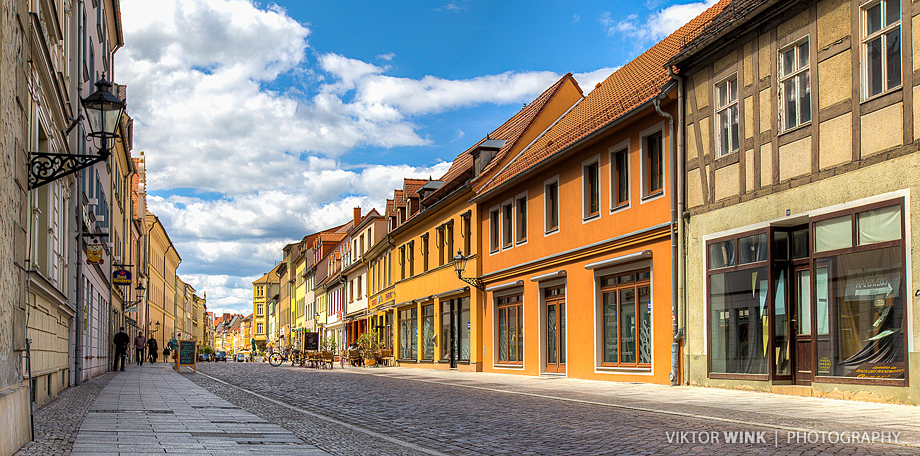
[652,80,680,387]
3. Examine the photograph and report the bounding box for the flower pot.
[364,358,377,366]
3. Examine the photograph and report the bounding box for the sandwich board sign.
[177,340,197,373]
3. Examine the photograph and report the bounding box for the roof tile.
[477,0,731,196]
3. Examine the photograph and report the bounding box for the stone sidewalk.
[348,366,920,447]
[67,362,329,456]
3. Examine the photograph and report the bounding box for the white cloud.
[602,0,718,44]
[117,0,612,314]
[147,160,450,314]
[574,67,620,95]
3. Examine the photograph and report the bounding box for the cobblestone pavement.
[14,372,116,456]
[190,362,920,455]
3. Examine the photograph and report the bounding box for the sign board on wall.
[86,244,104,264]
[177,340,197,372]
[112,269,132,285]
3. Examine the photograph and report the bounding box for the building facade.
[673,0,920,402]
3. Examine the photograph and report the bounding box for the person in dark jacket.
[113,327,129,371]
[148,338,158,364]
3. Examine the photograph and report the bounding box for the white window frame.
[581,154,601,222]
[544,175,560,236]
[593,259,654,373]
[608,139,631,213]
[714,75,739,157]
[639,122,666,202]
[501,199,514,250]
[489,205,501,254]
[777,37,812,132]
[515,191,528,246]
[860,0,901,100]
[492,286,526,369]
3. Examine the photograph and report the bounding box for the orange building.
[471,7,724,383]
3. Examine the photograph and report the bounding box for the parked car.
[214,351,227,362]
[199,353,211,362]
[236,353,246,362]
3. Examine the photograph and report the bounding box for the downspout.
[653,80,679,386]
[671,67,687,386]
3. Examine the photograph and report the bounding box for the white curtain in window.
[814,215,852,252]
[857,205,900,246]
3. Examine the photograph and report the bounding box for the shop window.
[861,0,901,99]
[399,307,418,360]
[422,304,434,360]
[496,293,523,364]
[813,202,904,380]
[600,269,652,366]
[709,266,769,375]
[441,297,471,361]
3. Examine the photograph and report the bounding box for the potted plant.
[356,330,380,366]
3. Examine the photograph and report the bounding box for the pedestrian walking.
[167,336,179,370]
[113,327,129,371]
[148,338,158,364]
[134,332,147,366]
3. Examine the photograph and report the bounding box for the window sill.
[641,191,665,203]
[610,203,629,214]
[596,365,652,373]
[515,239,527,246]
[777,120,811,137]
[544,228,559,236]
[860,84,902,105]
[583,213,600,223]
[493,363,524,369]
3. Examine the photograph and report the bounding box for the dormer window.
[472,139,505,177]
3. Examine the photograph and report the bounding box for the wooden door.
[793,267,814,384]
[545,286,566,373]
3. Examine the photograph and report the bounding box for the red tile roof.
[426,73,579,203]
[477,0,730,196]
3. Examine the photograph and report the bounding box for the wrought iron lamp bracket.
[456,271,485,291]
[29,150,110,190]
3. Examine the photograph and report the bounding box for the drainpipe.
[653,79,679,386]
[671,67,687,385]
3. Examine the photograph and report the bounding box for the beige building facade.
[673,0,920,403]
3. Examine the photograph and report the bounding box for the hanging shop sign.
[125,306,138,313]
[86,244,104,264]
[112,269,132,285]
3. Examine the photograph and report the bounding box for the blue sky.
[116,0,717,315]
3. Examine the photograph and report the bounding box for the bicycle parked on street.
[268,347,302,367]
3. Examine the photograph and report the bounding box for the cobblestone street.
[187,362,920,455]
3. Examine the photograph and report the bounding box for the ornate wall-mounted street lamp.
[29,76,125,189]
[453,250,484,291]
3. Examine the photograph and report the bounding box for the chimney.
[353,207,361,227]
